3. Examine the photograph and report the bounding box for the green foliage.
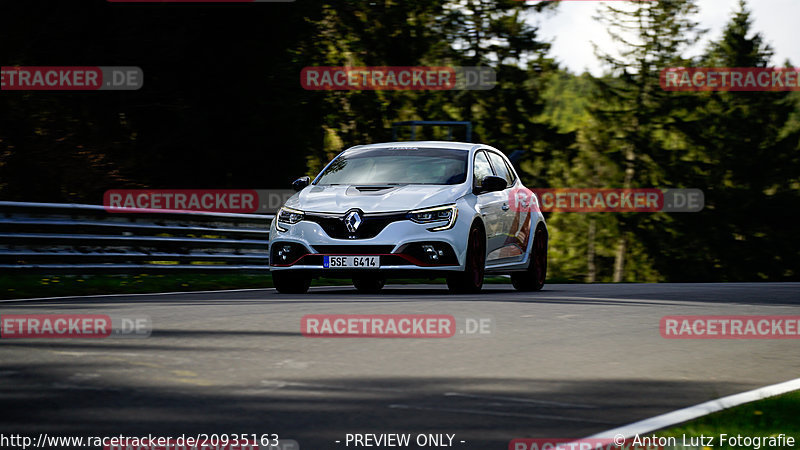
[657,0,800,280]
[1,0,798,282]
[656,390,800,447]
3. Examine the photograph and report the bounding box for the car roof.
[346,141,489,152]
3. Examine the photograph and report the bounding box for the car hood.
[285,184,466,213]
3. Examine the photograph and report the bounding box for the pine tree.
[589,0,705,282]
[662,0,800,280]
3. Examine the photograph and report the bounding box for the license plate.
[323,255,380,269]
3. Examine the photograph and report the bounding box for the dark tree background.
[1,0,798,282]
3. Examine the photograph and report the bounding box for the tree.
[588,0,705,281]
[659,0,800,281]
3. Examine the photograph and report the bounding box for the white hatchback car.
[269,141,547,294]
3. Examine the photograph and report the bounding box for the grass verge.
[654,390,800,449]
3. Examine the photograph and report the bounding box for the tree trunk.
[586,218,596,283]
[613,146,635,283]
[613,233,627,283]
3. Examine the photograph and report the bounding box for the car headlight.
[408,204,458,231]
[276,206,304,232]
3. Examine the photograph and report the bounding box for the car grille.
[304,211,408,239]
[311,245,395,254]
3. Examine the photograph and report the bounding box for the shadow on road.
[0,358,753,450]
[3,283,798,307]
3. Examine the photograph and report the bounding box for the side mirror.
[478,175,507,194]
[292,176,310,191]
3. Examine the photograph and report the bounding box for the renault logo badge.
[344,210,362,233]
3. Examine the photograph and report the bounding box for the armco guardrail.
[0,201,273,273]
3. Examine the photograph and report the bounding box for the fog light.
[279,245,293,261]
[271,242,311,267]
[396,242,458,266]
[422,245,439,261]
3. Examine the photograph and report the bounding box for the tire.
[272,271,311,294]
[352,276,386,294]
[447,223,486,294]
[511,225,547,292]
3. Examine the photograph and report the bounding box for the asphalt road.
[1,283,799,449]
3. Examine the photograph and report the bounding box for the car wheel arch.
[468,217,487,247]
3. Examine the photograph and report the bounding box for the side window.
[487,152,513,186]
[503,158,517,185]
[473,151,494,190]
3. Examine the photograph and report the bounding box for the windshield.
[315,147,468,186]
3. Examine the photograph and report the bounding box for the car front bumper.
[269,213,471,274]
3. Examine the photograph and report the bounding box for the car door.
[486,151,527,263]
[472,150,506,263]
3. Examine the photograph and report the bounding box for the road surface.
[1,283,799,449]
